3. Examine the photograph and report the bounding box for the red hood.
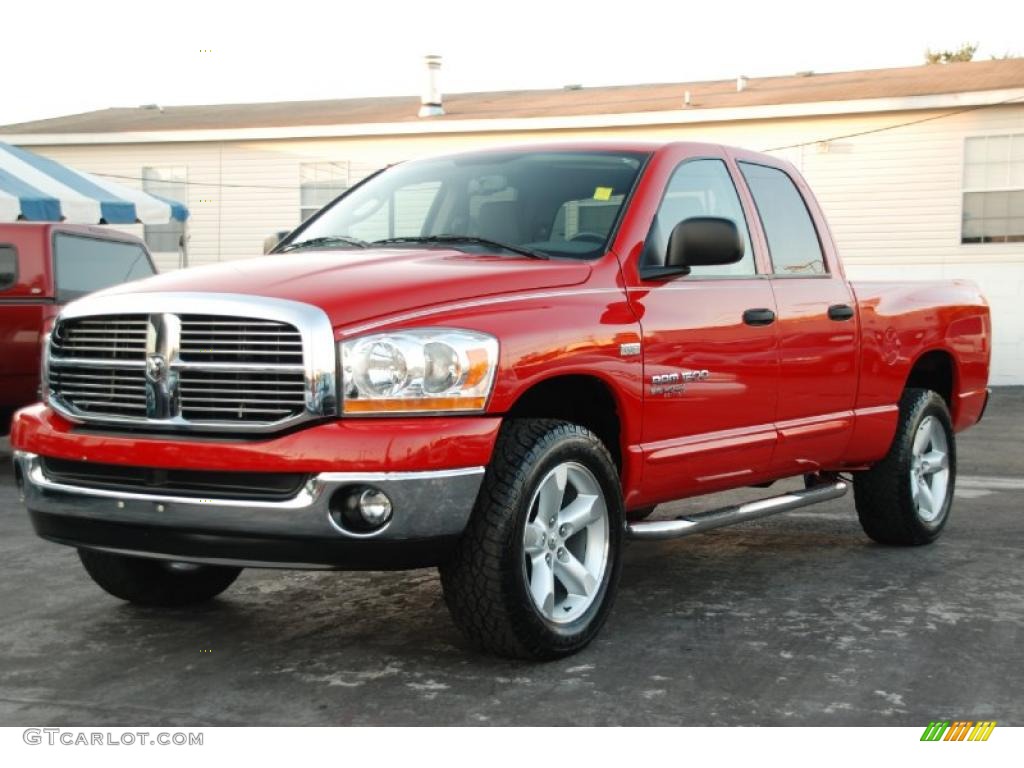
[103,248,592,329]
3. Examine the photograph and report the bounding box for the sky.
[1,0,1021,127]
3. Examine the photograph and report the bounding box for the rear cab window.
[53,234,155,303]
[739,162,826,276]
[0,245,16,291]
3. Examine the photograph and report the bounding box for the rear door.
[733,155,858,474]
[627,149,780,502]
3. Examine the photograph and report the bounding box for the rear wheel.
[440,419,624,660]
[78,549,241,606]
[853,388,956,546]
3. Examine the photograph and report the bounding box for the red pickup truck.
[0,223,155,435]
[11,143,990,659]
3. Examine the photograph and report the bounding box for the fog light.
[358,488,392,526]
[328,485,393,534]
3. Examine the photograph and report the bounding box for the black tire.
[440,419,625,660]
[627,505,657,521]
[78,549,241,606]
[853,388,956,546]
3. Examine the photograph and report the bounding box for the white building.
[2,59,1022,383]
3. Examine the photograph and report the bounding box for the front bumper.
[11,405,501,569]
[15,451,484,569]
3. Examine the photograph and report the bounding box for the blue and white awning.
[0,142,188,225]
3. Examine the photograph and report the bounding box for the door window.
[647,159,756,277]
[739,162,826,275]
[0,245,15,291]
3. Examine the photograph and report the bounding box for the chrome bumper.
[13,451,484,568]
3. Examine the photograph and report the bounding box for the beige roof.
[3,59,1023,135]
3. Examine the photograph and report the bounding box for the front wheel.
[79,549,241,606]
[440,419,624,660]
[853,388,956,546]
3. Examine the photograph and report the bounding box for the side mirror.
[666,216,744,272]
[264,231,291,255]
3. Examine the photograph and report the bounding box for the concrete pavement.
[0,391,1021,725]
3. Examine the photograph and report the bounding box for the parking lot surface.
[1,390,1021,726]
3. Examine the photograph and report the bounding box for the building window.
[301,162,349,222]
[142,167,188,261]
[962,134,1024,244]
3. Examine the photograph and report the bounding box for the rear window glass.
[54,234,154,303]
[739,162,826,275]
[0,245,15,291]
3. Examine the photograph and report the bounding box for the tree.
[925,43,978,64]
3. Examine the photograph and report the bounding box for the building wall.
[32,103,1024,383]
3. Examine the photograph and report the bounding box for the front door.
[628,155,780,504]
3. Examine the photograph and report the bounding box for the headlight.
[341,329,498,414]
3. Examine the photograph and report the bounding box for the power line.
[761,94,1024,152]
[91,172,330,190]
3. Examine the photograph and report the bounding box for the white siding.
[31,103,1024,382]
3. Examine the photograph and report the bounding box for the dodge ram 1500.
[11,142,991,659]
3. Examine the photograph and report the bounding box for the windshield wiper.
[372,235,549,260]
[280,235,370,252]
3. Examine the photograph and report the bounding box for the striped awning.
[0,142,188,225]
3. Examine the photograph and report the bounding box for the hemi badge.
[619,342,641,357]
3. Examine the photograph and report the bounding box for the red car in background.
[0,223,155,434]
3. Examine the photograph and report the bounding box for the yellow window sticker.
[593,186,613,201]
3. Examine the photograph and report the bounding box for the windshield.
[289,150,649,259]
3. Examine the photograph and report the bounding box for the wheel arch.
[504,373,626,472]
[905,347,958,419]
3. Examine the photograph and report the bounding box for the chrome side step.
[626,480,849,541]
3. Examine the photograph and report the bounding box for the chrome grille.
[179,315,304,366]
[51,315,148,361]
[179,370,308,422]
[47,366,148,417]
[46,295,336,434]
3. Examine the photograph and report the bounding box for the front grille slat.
[53,345,148,353]
[182,331,301,335]
[181,397,304,405]
[179,340,302,347]
[52,372,145,382]
[49,312,309,428]
[180,320,293,327]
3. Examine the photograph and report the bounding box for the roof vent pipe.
[419,55,444,117]
[737,75,748,92]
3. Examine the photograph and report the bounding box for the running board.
[626,480,849,541]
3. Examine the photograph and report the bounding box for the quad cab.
[11,143,990,658]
